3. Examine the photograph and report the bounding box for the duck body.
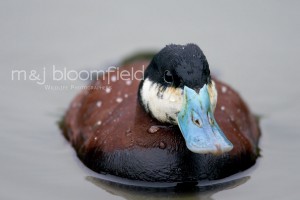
[62,44,260,182]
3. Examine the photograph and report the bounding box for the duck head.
[138,44,233,154]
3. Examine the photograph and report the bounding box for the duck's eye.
[164,70,173,83]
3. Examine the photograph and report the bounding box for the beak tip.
[186,143,233,155]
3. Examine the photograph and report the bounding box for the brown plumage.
[61,60,260,182]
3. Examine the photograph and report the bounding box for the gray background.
[1,1,299,200]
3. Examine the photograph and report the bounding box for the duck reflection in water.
[87,176,249,200]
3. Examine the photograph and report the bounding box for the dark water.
[1,1,300,200]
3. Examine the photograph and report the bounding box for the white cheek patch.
[207,80,217,112]
[141,78,183,124]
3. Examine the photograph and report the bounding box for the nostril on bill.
[191,111,202,128]
[208,114,214,125]
[194,119,202,127]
